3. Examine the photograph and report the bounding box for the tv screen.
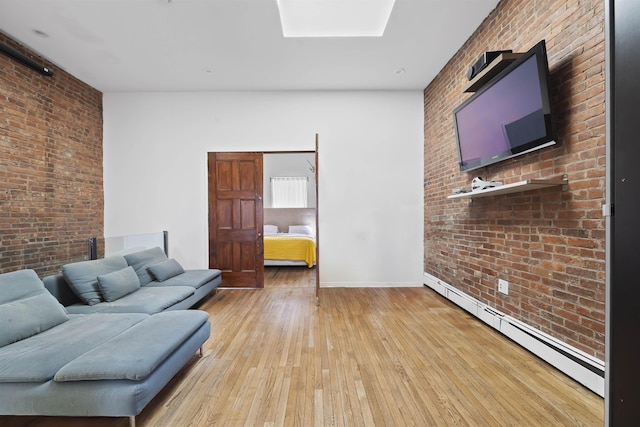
[453,40,555,172]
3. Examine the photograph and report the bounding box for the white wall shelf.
[447,176,568,199]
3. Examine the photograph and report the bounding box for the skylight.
[277,0,396,38]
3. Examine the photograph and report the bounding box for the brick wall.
[424,0,605,359]
[0,33,104,277]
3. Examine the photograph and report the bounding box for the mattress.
[264,234,316,268]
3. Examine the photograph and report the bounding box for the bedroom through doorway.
[263,151,317,288]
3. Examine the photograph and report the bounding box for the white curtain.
[271,177,308,208]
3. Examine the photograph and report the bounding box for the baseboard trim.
[321,281,423,288]
[423,271,605,397]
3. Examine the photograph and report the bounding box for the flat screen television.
[453,40,555,172]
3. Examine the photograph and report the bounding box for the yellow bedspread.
[264,235,316,268]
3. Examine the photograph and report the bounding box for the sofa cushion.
[54,310,209,382]
[0,292,69,348]
[124,247,168,285]
[43,273,81,306]
[62,256,128,305]
[63,286,196,315]
[0,313,148,382]
[147,258,185,282]
[0,269,72,348]
[150,269,222,290]
[0,269,48,304]
[97,266,141,302]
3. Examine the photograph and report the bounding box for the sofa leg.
[129,416,136,427]
[199,346,203,358]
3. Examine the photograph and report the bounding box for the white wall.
[103,91,424,287]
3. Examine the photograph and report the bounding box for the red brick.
[424,0,605,360]
[0,34,103,277]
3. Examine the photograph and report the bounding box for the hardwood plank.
[264,266,315,288]
[1,270,603,426]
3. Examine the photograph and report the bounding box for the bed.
[264,225,316,268]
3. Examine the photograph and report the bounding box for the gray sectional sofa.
[0,268,211,426]
[44,246,222,314]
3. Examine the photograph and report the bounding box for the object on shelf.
[464,52,523,93]
[471,177,503,191]
[453,187,471,194]
[467,50,513,80]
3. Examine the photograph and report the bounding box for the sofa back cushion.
[62,256,128,305]
[147,258,185,282]
[43,273,81,306]
[124,247,168,285]
[97,266,141,302]
[0,269,69,347]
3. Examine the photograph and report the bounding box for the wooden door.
[208,152,264,288]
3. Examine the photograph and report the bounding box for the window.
[271,177,308,208]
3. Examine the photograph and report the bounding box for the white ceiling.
[0,0,498,92]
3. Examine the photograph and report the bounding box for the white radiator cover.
[423,272,605,397]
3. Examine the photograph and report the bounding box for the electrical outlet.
[498,279,509,295]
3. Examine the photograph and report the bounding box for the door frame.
[208,147,319,294]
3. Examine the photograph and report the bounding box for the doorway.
[208,149,318,292]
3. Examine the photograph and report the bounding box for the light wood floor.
[2,267,603,426]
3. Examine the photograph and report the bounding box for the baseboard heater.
[423,272,605,397]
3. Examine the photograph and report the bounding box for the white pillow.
[264,224,279,235]
[288,225,313,235]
